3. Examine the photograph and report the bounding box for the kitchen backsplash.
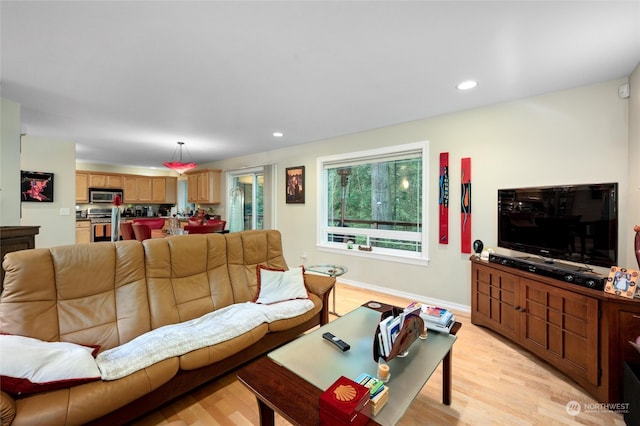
[76,203,175,218]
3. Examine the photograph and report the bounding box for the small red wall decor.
[460,158,471,253]
[439,152,449,244]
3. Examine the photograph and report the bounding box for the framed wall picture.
[286,166,305,204]
[21,171,54,202]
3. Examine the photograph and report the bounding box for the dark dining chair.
[132,223,152,241]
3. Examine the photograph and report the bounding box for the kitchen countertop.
[76,217,209,222]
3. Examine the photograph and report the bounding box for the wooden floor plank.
[132,283,626,425]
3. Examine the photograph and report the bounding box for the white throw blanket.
[96,299,314,380]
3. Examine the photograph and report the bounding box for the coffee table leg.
[443,349,452,405]
[257,399,275,426]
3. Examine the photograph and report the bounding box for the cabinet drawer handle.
[633,314,640,320]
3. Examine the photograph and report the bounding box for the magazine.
[420,305,453,326]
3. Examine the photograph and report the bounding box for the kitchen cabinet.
[76,172,89,203]
[123,176,152,203]
[78,170,176,204]
[152,177,177,204]
[88,173,123,189]
[76,220,91,244]
[471,257,640,404]
[186,169,221,204]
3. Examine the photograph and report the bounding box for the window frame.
[316,141,430,265]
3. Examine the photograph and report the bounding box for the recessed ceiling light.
[273,132,284,137]
[457,80,478,90]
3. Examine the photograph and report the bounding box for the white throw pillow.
[0,334,101,395]
[255,266,309,304]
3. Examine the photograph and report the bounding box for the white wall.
[205,79,632,309]
[20,135,76,247]
[0,98,21,225]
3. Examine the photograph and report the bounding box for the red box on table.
[319,376,371,425]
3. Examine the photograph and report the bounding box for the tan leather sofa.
[0,230,335,425]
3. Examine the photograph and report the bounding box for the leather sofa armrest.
[1,391,16,425]
[303,273,335,297]
[304,273,336,325]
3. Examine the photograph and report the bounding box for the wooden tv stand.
[470,257,640,403]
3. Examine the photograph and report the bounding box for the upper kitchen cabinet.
[77,171,177,204]
[152,177,177,204]
[88,173,123,189]
[186,169,221,204]
[123,176,152,203]
[125,176,176,204]
[76,172,89,203]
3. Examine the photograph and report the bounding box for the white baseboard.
[337,278,471,314]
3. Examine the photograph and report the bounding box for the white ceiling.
[2,1,639,170]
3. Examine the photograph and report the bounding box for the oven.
[87,208,115,242]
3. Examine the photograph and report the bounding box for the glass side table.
[306,264,347,317]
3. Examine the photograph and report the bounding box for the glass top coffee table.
[237,301,460,426]
[306,264,347,316]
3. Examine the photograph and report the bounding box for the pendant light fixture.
[163,141,197,174]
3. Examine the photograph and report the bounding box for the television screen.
[497,183,618,269]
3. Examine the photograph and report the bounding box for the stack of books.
[418,304,456,333]
[354,373,389,416]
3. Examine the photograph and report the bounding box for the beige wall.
[0,98,21,225]
[76,161,176,177]
[2,73,636,308]
[20,135,76,247]
[628,64,640,269]
[206,78,633,310]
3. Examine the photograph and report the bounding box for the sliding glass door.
[227,165,275,232]
[230,172,263,230]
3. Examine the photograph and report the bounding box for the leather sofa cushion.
[11,358,178,426]
[144,234,235,329]
[226,230,289,303]
[0,392,15,426]
[0,241,150,350]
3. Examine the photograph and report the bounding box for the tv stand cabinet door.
[471,262,519,341]
[519,277,599,387]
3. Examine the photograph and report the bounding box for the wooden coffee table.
[237,301,460,426]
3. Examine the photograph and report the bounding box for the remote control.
[322,332,350,352]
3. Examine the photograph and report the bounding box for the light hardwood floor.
[132,283,627,426]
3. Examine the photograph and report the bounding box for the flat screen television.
[497,183,618,269]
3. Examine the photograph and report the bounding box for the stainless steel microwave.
[89,189,123,203]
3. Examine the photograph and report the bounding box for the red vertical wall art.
[460,157,471,253]
[439,153,449,244]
